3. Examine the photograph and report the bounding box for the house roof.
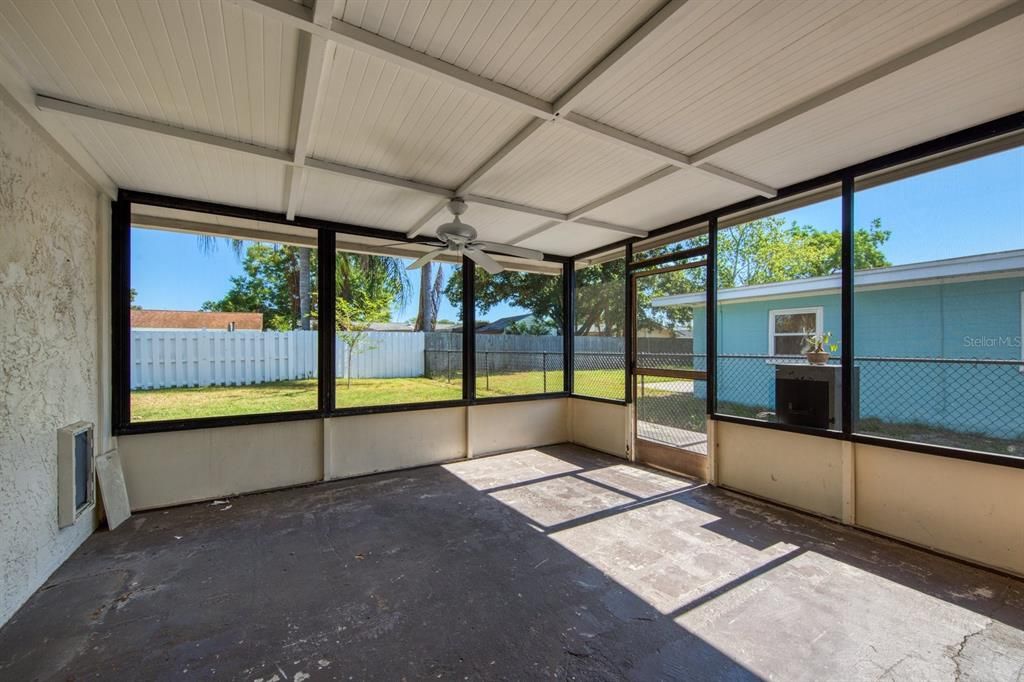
[472,314,533,334]
[3,1,1020,258]
[131,310,264,330]
[653,249,1024,307]
[366,322,415,332]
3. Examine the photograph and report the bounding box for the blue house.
[653,250,1024,441]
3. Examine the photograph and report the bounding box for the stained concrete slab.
[1,444,1022,680]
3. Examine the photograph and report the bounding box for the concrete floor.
[637,420,709,454]
[1,445,1022,681]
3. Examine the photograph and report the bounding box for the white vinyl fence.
[131,330,425,390]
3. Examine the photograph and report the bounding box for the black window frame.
[112,190,572,435]
[111,111,1024,472]
[570,110,1024,470]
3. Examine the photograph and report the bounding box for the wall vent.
[58,422,94,528]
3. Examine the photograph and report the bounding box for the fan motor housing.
[437,219,477,245]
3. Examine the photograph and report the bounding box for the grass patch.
[856,417,1023,457]
[334,376,463,407]
[133,373,1021,459]
[132,370,622,421]
[131,379,319,422]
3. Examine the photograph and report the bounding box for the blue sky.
[132,147,1022,318]
[781,146,1023,265]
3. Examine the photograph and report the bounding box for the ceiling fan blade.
[406,248,447,271]
[474,241,544,261]
[463,246,504,275]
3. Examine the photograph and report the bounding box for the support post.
[563,261,574,394]
[110,199,131,429]
[624,242,634,404]
[462,263,475,401]
[706,216,718,417]
[841,176,854,436]
[318,229,336,414]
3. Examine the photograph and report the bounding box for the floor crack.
[950,622,991,681]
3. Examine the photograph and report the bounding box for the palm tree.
[335,253,410,326]
[199,235,316,330]
[297,247,311,330]
[413,262,444,331]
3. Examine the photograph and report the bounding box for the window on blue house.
[853,144,1024,458]
[715,188,843,431]
[769,307,823,356]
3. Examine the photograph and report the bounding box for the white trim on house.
[653,249,1024,307]
[768,306,824,357]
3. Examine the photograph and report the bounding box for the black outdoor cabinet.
[774,363,859,430]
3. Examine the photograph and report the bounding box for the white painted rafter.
[552,0,691,117]
[233,0,554,119]
[689,1,1024,165]
[561,113,776,197]
[0,51,116,198]
[30,0,1020,253]
[406,0,699,242]
[36,93,643,240]
[36,94,292,163]
[284,0,333,220]
[235,0,773,201]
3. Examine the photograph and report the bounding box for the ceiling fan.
[407,198,543,274]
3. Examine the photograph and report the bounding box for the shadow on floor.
[1,444,1022,681]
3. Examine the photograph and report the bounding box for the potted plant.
[804,331,837,365]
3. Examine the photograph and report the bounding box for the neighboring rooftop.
[130,309,264,331]
[654,249,1024,307]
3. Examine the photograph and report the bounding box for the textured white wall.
[0,89,101,626]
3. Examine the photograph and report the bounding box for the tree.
[198,235,313,330]
[716,217,890,288]
[413,262,445,331]
[445,269,563,330]
[454,218,891,336]
[203,246,411,333]
[505,317,558,336]
[335,252,409,326]
[297,247,312,330]
[129,288,142,310]
[202,243,311,331]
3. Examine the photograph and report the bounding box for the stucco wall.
[0,90,101,626]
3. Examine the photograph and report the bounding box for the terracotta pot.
[805,350,830,365]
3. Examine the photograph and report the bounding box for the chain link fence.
[573,350,626,399]
[427,339,1023,456]
[635,375,708,451]
[716,354,1024,455]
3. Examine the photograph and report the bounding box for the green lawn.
[130,370,624,422]
[130,373,1023,457]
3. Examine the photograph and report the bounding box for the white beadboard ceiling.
[468,121,665,214]
[0,0,1020,258]
[336,0,661,101]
